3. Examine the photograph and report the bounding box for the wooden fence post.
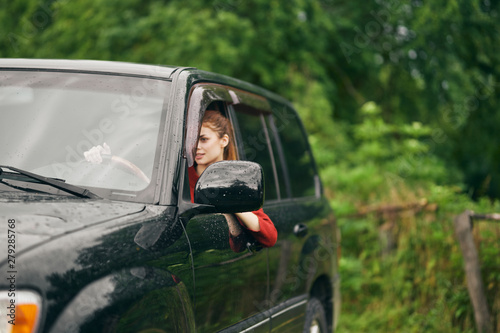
[454,210,493,333]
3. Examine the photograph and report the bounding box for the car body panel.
[0,58,178,80]
[1,202,195,332]
[0,198,146,252]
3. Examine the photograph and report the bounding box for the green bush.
[303,102,500,332]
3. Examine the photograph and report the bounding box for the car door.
[179,84,272,333]
[233,100,338,332]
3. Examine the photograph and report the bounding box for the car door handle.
[293,223,308,237]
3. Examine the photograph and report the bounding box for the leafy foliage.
[1,0,500,331]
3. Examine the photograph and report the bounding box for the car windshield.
[0,70,170,201]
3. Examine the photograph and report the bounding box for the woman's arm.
[223,214,244,236]
[235,209,277,248]
[234,212,260,231]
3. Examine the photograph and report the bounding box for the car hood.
[0,197,146,251]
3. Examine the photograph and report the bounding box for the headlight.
[0,290,42,333]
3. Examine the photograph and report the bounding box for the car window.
[0,70,169,200]
[265,115,291,199]
[184,84,269,168]
[271,104,317,198]
[232,106,280,201]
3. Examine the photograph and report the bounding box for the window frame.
[183,83,283,203]
[184,83,270,167]
[183,82,321,203]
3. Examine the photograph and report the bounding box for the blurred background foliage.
[2,0,499,331]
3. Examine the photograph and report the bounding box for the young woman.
[188,110,277,248]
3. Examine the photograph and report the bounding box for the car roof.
[0,58,292,106]
[0,58,181,80]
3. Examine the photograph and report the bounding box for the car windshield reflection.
[0,70,169,200]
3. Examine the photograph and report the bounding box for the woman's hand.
[83,143,111,164]
[223,214,243,236]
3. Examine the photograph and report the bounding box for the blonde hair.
[202,110,237,161]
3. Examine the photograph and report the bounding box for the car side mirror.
[194,161,264,213]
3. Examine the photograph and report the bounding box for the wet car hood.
[0,195,146,251]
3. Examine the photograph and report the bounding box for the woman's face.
[195,124,228,169]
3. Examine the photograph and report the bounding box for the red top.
[188,166,277,248]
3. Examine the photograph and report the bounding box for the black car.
[0,59,340,333]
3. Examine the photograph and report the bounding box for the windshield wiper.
[0,165,99,199]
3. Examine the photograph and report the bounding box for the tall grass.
[334,188,500,332]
